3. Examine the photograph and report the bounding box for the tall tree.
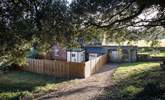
[0,0,72,65]
[70,0,165,42]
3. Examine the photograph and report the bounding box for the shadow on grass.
[0,83,45,92]
[0,71,68,93]
[37,85,103,100]
[94,64,165,100]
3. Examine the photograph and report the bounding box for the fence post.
[67,62,70,79]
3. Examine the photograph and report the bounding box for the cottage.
[67,49,85,62]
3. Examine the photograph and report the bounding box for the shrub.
[0,64,18,71]
[136,81,164,100]
[0,92,20,100]
[19,91,33,100]
[137,54,150,61]
[122,85,142,97]
[144,82,161,95]
[160,63,165,71]
[0,91,33,100]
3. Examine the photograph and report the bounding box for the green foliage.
[77,26,105,44]
[0,91,32,100]
[1,0,165,67]
[138,48,165,57]
[122,85,142,97]
[0,0,72,66]
[71,0,165,44]
[0,92,20,100]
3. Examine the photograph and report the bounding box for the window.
[54,49,59,56]
[122,49,129,61]
[89,53,97,57]
[71,54,75,57]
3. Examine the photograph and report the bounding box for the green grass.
[138,51,165,57]
[150,52,165,57]
[0,71,68,100]
[98,62,165,100]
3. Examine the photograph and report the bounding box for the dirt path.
[36,63,118,100]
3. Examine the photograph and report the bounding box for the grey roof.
[85,45,138,49]
[67,48,84,52]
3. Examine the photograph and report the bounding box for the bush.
[0,92,20,100]
[122,86,142,98]
[143,82,161,95]
[19,91,33,100]
[137,54,150,61]
[0,64,18,71]
[139,48,153,53]
[160,64,165,71]
[136,81,164,100]
[0,91,33,100]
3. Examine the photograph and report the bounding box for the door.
[109,50,122,62]
[111,51,118,61]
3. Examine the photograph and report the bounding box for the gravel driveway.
[36,63,118,100]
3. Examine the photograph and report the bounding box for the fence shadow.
[0,71,68,93]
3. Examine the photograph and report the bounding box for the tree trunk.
[163,61,165,65]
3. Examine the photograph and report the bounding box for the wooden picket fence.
[23,54,108,78]
[84,54,108,77]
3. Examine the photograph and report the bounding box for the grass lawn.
[0,71,69,100]
[150,52,165,57]
[138,51,165,57]
[98,62,165,100]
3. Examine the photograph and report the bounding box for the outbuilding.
[67,49,85,62]
[85,45,137,62]
[108,46,137,62]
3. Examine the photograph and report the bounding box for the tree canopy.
[71,0,165,28]
[70,0,165,41]
[0,0,73,65]
[0,0,165,66]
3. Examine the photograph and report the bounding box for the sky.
[138,6,158,20]
[67,0,72,4]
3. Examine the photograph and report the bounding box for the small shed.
[67,49,85,62]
